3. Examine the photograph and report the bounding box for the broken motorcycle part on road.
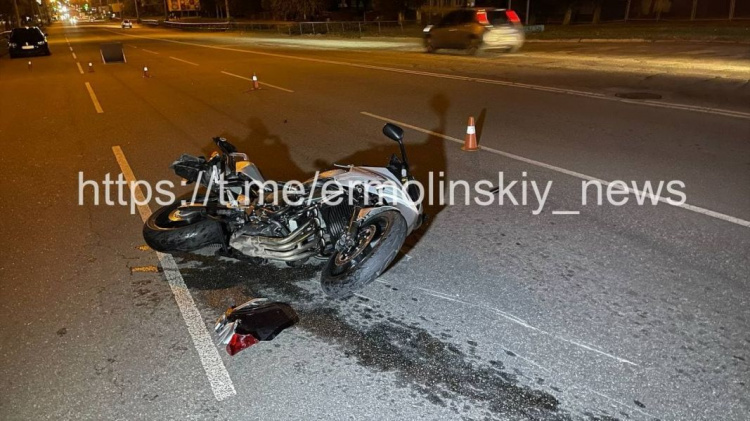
[215,298,299,356]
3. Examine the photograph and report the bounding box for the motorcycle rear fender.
[235,159,265,184]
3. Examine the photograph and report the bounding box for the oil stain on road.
[172,251,621,421]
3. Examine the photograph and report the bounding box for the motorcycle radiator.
[321,202,354,240]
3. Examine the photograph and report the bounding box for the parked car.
[423,8,524,55]
[122,19,133,29]
[8,27,50,58]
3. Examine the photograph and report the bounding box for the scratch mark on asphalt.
[407,285,638,366]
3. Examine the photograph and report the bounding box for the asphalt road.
[1,22,748,421]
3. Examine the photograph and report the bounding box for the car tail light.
[476,10,490,25]
[506,10,521,23]
[226,333,259,356]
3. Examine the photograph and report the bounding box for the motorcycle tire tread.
[143,204,225,252]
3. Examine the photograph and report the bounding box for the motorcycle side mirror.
[382,123,410,175]
[382,123,404,143]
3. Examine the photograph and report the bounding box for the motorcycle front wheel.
[320,210,406,299]
[143,199,225,253]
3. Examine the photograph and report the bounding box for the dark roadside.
[132,16,750,43]
[526,21,750,43]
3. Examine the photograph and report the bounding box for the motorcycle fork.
[336,186,365,252]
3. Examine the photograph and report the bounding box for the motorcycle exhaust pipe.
[255,220,315,251]
[231,219,320,262]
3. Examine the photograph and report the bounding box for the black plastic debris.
[215,298,299,356]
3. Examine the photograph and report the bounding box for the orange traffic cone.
[462,116,478,151]
[251,73,260,90]
[88,62,94,73]
[143,66,150,78]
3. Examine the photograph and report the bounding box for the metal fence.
[244,20,410,37]
[530,0,749,24]
[624,0,749,21]
[141,19,418,37]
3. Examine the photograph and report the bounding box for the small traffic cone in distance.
[462,116,478,151]
[143,65,150,78]
[88,62,94,73]
[28,60,32,71]
[251,73,260,90]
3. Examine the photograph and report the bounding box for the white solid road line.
[111,146,236,402]
[76,62,84,74]
[169,56,199,66]
[84,82,104,114]
[220,71,294,93]
[361,111,750,228]
[108,30,750,120]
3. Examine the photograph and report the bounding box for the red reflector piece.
[227,333,259,356]
[476,10,489,25]
[506,10,521,23]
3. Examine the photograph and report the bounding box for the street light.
[12,0,22,27]
[525,0,530,25]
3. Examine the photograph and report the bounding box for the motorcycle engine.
[240,210,288,238]
[228,207,320,261]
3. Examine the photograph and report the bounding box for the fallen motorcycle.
[143,123,424,298]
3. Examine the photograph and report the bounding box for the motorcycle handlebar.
[212,137,237,155]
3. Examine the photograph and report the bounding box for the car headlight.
[37,41,45,45]
[9,42,17,48]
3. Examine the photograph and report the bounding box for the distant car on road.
[8,27,50,59]
[423,8,524,55]
[122,19,133,29]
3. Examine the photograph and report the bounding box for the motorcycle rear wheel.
[320,210,406,299]
[143,200,225,253]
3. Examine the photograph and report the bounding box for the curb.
[526,38,750,45]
